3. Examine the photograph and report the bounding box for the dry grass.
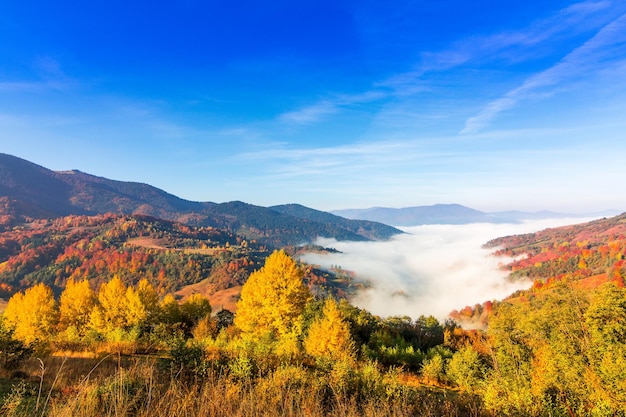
[205,286,241,312]
[1,355,484,417]
[175,281,242,312]
[126,237,221,255]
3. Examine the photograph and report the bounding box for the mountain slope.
[270,203,401,240]
[0,153,402,246]
[484,212,626,286]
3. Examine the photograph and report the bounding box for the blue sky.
[1,0,626,212]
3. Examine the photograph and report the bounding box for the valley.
[1,153,626,416]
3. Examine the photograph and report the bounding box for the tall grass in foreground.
[1,356,484,417]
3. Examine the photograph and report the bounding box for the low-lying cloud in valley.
[301,218,598,320]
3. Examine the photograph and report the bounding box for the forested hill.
[0,153,401,246]
[0,213,351,303]
[270,203,400,241]
[452,212,626,327]
[486,212,626,250]
[484,212,626,284]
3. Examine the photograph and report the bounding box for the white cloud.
[277,90,387,125]
[301,218,600,320]
[279,101,339,124]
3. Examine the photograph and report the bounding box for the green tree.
[159,293,181,325]
[482,302,536,415]
[180,293,212,327]
[0,317,32,369]
[482,286,592,415]
[421,353,445,384]
[446,345,484,392]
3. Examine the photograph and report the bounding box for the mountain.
[269,204,400,240]
[332,204,496,226]
[331,204,620,226]
[0,153,401,247]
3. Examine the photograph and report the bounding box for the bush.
[0,320,32,370]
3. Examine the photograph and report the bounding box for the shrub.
[0,320,32,370]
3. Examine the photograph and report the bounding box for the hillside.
[270,203,401,240]
[0,214,258,296]
[484,212,626,283]
[0,153,401,246]
[0,214,349,305]
[452,212,626,327]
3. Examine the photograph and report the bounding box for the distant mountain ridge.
[0,153,401,247]
[331,204,621,227]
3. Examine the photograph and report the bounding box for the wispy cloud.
[276,1,618,130]
[0,79,76,92]
[235,139,431,185]
[278,101,339,124]
[277,91,387,125]
[0,57,79,92]
[381,0,616,93]
[461,12,626,134]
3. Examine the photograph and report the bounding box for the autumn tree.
[3,283,58,345]
[446,345,484,392]
[180,293,212,328]
[136,278,160,325]
[584,283,626,411]
[90,275,129,333]
[304,298,355,362]
[125,285,148,327]
[234,250,311,346]
[59,278,97,335]
[159,293,181,325]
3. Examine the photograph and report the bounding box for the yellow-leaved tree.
[136,278,160,325]
[59,278,97,335]
[304,298,355,362]
[90,275,129,333]
[234,250,311,348]
[125,285,148,328]
[3,283,58,345]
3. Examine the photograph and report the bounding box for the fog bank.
[301,218,599,320]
